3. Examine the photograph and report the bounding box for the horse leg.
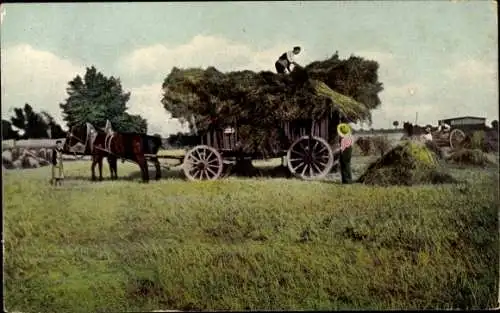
[107,156,116,180]
[98,155,103,181]
[136,154,149,183]
[91,155,97,181]
[153,157,161,180]
[111,156,118,180]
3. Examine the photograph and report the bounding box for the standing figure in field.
[421,127,433,142]
[51,140,64,186]
[275,46,301,74]
[438,121,451,134]
[337,116,354,184]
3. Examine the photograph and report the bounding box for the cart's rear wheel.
[449,129,467,149]
[183,145,223,181]
[287,136,334,180]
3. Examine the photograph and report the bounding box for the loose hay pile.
[2,148,51,169]
[355,135,393,156]
[161,54,383,156]
[446,148,496,167]
[358,141,457,186]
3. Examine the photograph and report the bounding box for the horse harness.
[67,123,117,158]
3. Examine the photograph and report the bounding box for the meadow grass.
[3,156,499,312]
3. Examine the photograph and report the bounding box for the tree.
[113,113,148,133]
[392,120,399,129]
[1,120,20,140]
[7,104,66,139]
[10,103,50,139]
[40,111,67,138]
[60,66,148,133]
[491,120,498,130]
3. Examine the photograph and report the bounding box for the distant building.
[438,116,486,127]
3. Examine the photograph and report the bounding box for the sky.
[1,1,498,136]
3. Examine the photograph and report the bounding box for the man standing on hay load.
[337,117,354,184]
[51,140,64,186]
[275,46,301,74]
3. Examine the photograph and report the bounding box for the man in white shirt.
[275,46,301,74]
[421,127,433,142]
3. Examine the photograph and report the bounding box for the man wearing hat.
[337,115,354,184]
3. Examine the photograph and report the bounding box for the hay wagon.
[153,111,343,181]
[432,128,467,149]
[432,123,488,149]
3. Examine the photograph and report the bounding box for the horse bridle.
[66,125,89,160]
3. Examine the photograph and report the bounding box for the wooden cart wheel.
[449,129,466,149]
[183,145,224,181]
[287,136,334,180]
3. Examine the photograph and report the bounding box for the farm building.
[438,116,486,127]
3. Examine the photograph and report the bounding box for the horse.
[64,123,118,181]
[402,121,429,139]
[65,123,163,183]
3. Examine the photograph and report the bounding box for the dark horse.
[65,123,163,182]
[64,124,118,180]
[402,121,429,138]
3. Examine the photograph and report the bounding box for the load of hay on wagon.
[160,53,382,157]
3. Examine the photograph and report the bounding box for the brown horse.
[65,123,162,183]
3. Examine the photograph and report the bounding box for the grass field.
[3,152,499,312]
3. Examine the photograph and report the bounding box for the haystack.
[446,148,496,167]
[358,141,457,186]
[161,54,380,156]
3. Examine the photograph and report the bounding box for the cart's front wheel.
[287,136,334,180]
[183,145,224,181]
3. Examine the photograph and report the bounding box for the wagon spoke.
[316,146,327,154]
[206,150,215,161]
[196,169,202,180]
[191,168,200,179]
[195,149,203,161]
[316,160,327,167]
[291,161,306,172]
[207,163,220,171]
[207,158,220,164]
[291,149,306,157]
[312,141,319,152]
[189,154,201,163]
[312,162,322,174]
[301,164,308,177]
[201,169,208,180]
[299,142,306,151]
[290,158,304,162]
[206,167,217,177]
[308,166,314,177]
